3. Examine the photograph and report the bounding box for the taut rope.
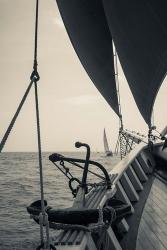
[31,1,53,249]
[0,80,34,153]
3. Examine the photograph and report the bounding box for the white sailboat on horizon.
[103,128,113,157]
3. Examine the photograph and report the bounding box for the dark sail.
[103,0,167,125]
[56,0,119,116]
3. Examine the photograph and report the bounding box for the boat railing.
[51,141,156,249]
[109,142,148,185]
[98,141,155,210]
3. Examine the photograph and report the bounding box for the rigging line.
[0,0,40,154]
[68,161,104,179]
[34,81,45,214]
[33,0,39,70]
[32,1,50,248]
[0,80,34,153]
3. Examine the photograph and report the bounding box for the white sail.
[103,128,113,156]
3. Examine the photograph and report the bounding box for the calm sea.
[0,152,120,250]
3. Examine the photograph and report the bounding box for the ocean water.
[0,152,120,250]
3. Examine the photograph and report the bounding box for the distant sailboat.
[103,128,113,156]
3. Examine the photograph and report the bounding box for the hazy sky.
[0,0,167,152]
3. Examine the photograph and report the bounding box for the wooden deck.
[136,177,167,250]
[51,143,167,250]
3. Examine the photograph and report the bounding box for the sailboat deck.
[136,177,167,250]
[51,145,167,250]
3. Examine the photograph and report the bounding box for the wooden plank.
[145,203,167,224]
[151,185,167,200]
[143,218,166,250]
[86,233,97,250]
[109,142,146,183]
[147,186,167,215]
[151,185,167,201]
[137,153,151,174]
[66,231,78,246]
[143,211,167,246]
[153,178,167,193]
[60,230,73,245]
[144,149,156,168]
[98,188,116,208]
[120,172,139,202]
[85,188,98,207]
[116,181,134,213]
[73,187,86,208]
[144,210,167,237]
[55,230,69,245]
[137,177,167,250]
[91,189,106,208]
[126,165,143,191]
[131,159,148,182]
[55,246,82,250]
[87,188,104,208]
[139,218,166,250]
[137,223,155,250]
[150,186,167,204]
[106,227,122,250]
[147,198,167,218]
[74,231,85,245]
[148,192,167,214]
[116,218,129,234]
[136,238,145,250]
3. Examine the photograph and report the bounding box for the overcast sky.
[0,0,167,152]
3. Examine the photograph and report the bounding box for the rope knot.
[30,69,40,82]
[30,60,40,82]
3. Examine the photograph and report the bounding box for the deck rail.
[53,141,157,250]
[109,142,147,185]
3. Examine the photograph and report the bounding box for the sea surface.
[0,152,120,250]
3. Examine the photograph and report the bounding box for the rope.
[0,80,34,153]
[0,0,40,154]
[33,0,39,76]
[32,1,50,248]
[34,83,44,209]
[0,0,50,248]
[34,81,47,243]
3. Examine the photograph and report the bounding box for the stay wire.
[32,0,45,214]
[34,81,45,213]
[0,0,40,154]
[0,80,34,153]
[34,0,39,71]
